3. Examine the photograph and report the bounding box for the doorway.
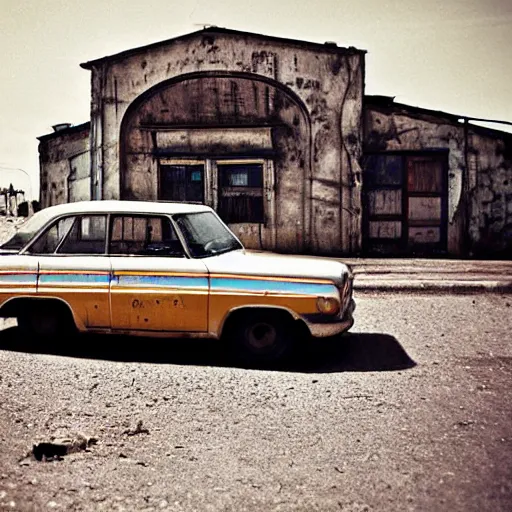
[363,152,448,256]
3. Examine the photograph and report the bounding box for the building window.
[159,161,204,203]
[217,162,264,223]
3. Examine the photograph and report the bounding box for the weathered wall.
[467,131,512,257]
[85,29,364,254]
[38,124,91,208]
[364,101,512,256]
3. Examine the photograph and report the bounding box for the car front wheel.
[227,310,295,366]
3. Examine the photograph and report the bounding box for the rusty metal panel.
[368,189,402,215]
[134,77,281,127]
[408,197,441,221]
[369,221,402,239]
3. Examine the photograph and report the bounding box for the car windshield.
[173,211,243,258]
[0,208,57,251]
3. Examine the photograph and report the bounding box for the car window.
[0,207,62,251]
[173,211,243,257]
[27,216,76,254]
[109,215,185,257]
[58,215,107,255]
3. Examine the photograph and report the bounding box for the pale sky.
[0,0,511,200]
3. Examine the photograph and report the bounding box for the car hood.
[203,249,351,284]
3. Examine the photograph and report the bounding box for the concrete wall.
[468,131,512,257]
[85,29,365,254]
[39,124,91,208]
[364,100,512,257]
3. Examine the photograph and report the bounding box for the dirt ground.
[0,292,511,511]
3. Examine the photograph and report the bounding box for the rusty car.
[0,200,355,363]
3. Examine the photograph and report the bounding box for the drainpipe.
[463,117,470,255]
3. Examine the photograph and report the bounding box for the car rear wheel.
[17,302,76,340]
[227,310,295,365]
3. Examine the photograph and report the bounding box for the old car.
[0,200,354,363]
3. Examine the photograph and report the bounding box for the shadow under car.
[0,326,416,373]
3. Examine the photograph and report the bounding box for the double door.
[364,152,448,256]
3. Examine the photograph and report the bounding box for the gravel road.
[0,292,511,511]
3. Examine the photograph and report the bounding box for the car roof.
[39,200,213,216]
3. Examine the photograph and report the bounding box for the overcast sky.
[0,0,510,199]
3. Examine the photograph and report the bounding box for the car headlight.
[316,297,340,315]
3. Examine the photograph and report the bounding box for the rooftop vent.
[52,123,72,132]
[324,41,338,47]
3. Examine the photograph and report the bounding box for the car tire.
[228,310,295,366]
[18,302,76,340]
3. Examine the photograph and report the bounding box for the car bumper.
[303,299,355,338]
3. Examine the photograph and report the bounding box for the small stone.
[159,500,169,508]
[47,501,58,508]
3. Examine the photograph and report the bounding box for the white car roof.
[39,200,213,216]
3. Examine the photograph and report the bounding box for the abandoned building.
[38,27,512,258]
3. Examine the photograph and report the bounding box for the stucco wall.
[39,125,90,208]
[86,29,364,254]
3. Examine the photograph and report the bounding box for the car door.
[28,214,111,329]
[108,213,209,333]
[0,255,38,305]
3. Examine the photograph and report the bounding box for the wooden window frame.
[215,159,266,224]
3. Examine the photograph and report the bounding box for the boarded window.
[218,163,264,223]
[407,158,443,193]
[364,154,403,186]
[367,190,402,216]
[159,164,204,203]
[109,215,184,257]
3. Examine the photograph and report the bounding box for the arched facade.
[119,72,310,251]
[82,28,365,254]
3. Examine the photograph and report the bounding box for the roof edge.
[365,95,512,139]
[80,27,367,69]
[37,121,91,142]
